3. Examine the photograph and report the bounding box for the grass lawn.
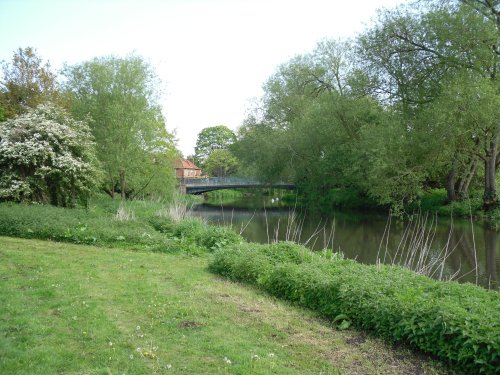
[0,237,452,374]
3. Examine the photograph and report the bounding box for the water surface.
[192,202,499,289]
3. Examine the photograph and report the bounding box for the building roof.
[174,159,201,170]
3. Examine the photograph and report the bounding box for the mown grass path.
[0,237,452,374]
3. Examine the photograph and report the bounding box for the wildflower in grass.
[136,325,140,330]
[251,354,260,360]
[223,357,231,365]
[129,354,134,360]
[166,364,172,369]
[268,352,275,358]
[109,341,113,346]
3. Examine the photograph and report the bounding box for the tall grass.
[114,202,135,221]
[155,193,192,222]
[377,211,478,283]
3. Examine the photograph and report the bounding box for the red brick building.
[174,159,202,178]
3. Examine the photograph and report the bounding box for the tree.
[235,39,388,209]
[63,55,178,199]
[194,125,236,167]
[358,0,500,209]
[204,149,239,177]
[0,47,61,118]
[0,104,100,206]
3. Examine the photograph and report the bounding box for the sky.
[0,0,404,156]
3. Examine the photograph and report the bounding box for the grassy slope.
[0,237,451,375]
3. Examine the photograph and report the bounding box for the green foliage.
[0,197,242,254]
[0,104,100,206]
[203,148,239,177]
[232,122,292,182]
[210,243,500,373]
[149,216,242,252]
[194,125,236,167]
[205,189,244,201]
[234,0,500,214]
[358,0,500,210]
[0,47,62,118]
[414,189,484,218]
[63,54,178,200]
[0,201,165,249]
[300,188,379,213]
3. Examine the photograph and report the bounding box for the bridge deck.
[180,177,295,194]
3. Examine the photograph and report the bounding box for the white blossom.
[0,104,100,205]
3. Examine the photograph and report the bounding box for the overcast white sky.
[0,0,404,156]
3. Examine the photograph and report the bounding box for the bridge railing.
[181,177,264,186]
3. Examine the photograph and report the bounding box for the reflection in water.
[192,204,499,289]
[484,229,498,289]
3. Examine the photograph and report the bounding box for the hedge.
[209,242,500,374]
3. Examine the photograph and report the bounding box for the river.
[191,200,499,289]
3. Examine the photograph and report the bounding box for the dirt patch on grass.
[344,332,367,346]
[178,320,203,329]
[209,280,454,375]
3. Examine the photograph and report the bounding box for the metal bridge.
[179,177,295,194]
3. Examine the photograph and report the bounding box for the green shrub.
[210,243,500,374]
[196,225,243,251]
[414,189,483,218]
[417,188,448,211]
[324,188,378,210]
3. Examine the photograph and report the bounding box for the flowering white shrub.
[0,104,100,206]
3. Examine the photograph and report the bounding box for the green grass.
[0,237,451,374]
[0,196,239,252]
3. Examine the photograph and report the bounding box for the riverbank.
[204,187,500,229]
[0,197,498,373]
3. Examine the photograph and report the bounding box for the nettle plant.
[0,104,100,206]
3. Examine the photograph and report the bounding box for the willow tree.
[359,0,500,209]
[63,55,178,199]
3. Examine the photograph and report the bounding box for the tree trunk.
[483,156,498,210]
[457,156,478,199]
[445,167,457,202]
[119,169,127,200]
[483,128,499,210]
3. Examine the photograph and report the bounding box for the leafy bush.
[210,243,500,373]
[324,188,379,210]
[152,216,243,251]
[0,104,100,206]
[414,189,483,218]
[208,242,311,283]
[417,189,449,211]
